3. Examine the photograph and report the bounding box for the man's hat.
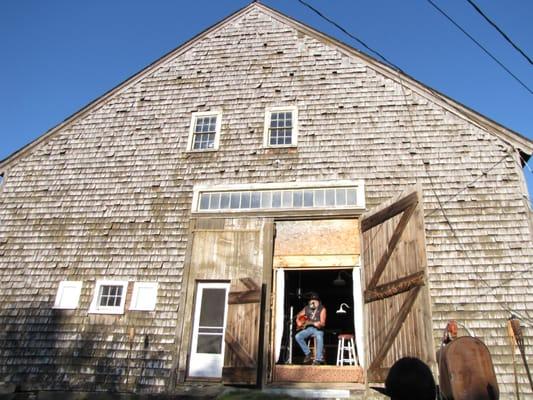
[304,291,320,301]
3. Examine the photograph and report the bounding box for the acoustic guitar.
[296,314,314,330]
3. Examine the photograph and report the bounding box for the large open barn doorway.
[272,267,364,383]
[278,268,356,365]
[270,218,364,383]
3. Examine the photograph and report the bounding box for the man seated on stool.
[295,292,327,365]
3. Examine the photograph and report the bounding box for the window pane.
[196,186,359,211]
[196,334,223,354]
[199,327,223,334]
[209,193,220,210]
[99,285,123,308]
[230,192,240,209]
[199,288,226,327]
[261,191,272,208]
[269,110,293,146]
[199,194,210,210]
[240,192,251,209]
[336,188,346,206]
[220,193,230,209]
[192,115,217,150]
[347,189,357,205]
[272,191,281,208]
[314,189,325,207]
[325,189,335,206]
[251,192,261,208]
[293,190,303,207]
[282,191,292,207]
[303,190,313,207]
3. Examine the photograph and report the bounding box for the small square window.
[187,111,222,151]
[130,282,158,311]
[53,281,82,309]
[264,106,298,147]
[89,280,128,314]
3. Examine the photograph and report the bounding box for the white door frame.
[188,281,230,378]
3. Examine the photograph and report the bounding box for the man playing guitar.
[295,292,327,365]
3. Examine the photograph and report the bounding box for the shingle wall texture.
[0,6,531,397]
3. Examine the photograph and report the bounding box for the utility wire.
[425,169,533,327]
[426,0,533,95]
[295,0,533,325]
[424,153,508,218]
[296,0,402,72]
[465,0,533,65]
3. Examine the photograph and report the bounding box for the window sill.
[264,144,297,149]
[88,309,125,315]
[186,148,219,154]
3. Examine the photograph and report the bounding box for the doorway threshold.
[274,364,364,383]
[265,382,365,399]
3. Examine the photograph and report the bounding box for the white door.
[189,282,230,378]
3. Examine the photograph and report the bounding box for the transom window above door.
[264,106,298,147]
[192,181,365,213]
[187,111,222,151]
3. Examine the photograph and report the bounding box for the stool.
[336,333,358,366]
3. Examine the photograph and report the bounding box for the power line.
[426,0,533,95]
[424,168,533,327]
[294,0,533,325]
[424,153,509,219]
[465,0,533,65]
[296,0,402,72]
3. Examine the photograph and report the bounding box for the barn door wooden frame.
[361,186,435,382]
[174,217,272,388]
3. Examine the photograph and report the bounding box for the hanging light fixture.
[336,303,350,314]
[333,272,346,286]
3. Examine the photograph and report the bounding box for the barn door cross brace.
[363,191,419,291]
[368,285,422,371]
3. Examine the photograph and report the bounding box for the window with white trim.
[130,282,158,311]
[53,281,82,309]
[192,181,365,213]
[187,111,222,151]
[264,106,298,147]
[89,280,128,314]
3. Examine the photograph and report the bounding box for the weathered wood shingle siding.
[0,5,531,397]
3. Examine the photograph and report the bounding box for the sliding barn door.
[361,186,435,382]
[222,277,262,385]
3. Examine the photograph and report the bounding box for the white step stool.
[336,333,359,366]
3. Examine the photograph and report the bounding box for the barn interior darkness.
[279,269,356,365]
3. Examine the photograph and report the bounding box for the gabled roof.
[1,2,532,170]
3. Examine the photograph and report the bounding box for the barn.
[0,2,532,398]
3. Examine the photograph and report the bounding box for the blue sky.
[1,0,532,195]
